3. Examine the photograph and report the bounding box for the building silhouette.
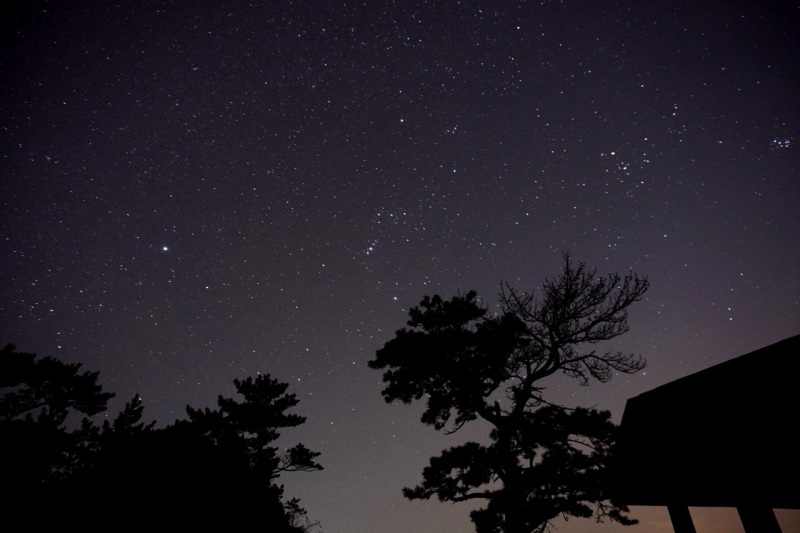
[608,334,800,533]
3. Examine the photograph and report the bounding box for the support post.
[737,505,782,533]
[667,505,697,533]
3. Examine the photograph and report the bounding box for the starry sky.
[2,1,799,532]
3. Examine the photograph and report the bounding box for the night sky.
[2,1,799,532]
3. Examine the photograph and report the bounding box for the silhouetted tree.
[68,377,322,529]
[0,343,115,507]
[369,252,648,533]
[1,345,321,531]
[183,374,322,484]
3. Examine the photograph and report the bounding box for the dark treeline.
[0,343,321,530]
[2,252,649,533]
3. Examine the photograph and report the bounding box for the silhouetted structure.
[608,334,800,533]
